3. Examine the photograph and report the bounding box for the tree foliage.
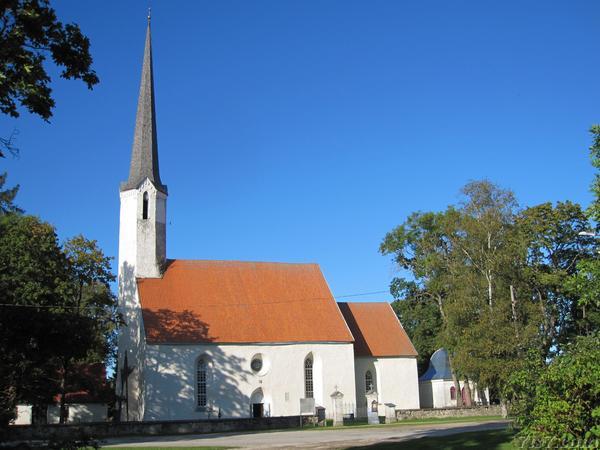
[381,180,596,406]
[0,214,118,427]
[0,171,21,215]
[0,0,98,121]
[509,335,600,447]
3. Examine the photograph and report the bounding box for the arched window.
[142,192,149,220]
[365,370,374,392]
[450,386,456,400]
[197,358,207,408]
[304,356,313,399]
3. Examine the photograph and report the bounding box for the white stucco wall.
[46,404,108,424]
[12,405,32,425]
[419,379,453,408]
[142,342,356,421]
[354,356,419,416]
[117,187,148,422]
[419,379,490,408]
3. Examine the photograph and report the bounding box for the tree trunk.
[500,400,508,418]
[486,270,493,310]
[487,232,493,309]
[463,377,473,407]
[510,285,519,339]
[59,360,69,424]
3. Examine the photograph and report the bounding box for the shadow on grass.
[346,429,517,450]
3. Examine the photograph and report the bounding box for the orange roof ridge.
[337,301,417,357]
[138,260,354,344]
[164,258,321,266]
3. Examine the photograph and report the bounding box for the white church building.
[115,20,420,422]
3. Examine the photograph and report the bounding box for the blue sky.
[2,1,599,301]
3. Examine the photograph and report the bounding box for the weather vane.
[147,7,151,22]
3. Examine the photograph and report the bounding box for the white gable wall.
[354,356,420,414]
[142,342,356,421]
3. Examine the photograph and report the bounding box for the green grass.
[347,429,517,449]
[309,415,506,431]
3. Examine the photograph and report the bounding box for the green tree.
[563,126,600,335]
[56,236,118,423]
[443,181,539,405]
[381,181,555,406]
[509,334,600,447]
[0,0,98,121]
[0,214,71,426]
[518,201,595,356]
[504,128,600,445]
[0,215,118,427]
[380,208,466,405]
[0,171,21,215]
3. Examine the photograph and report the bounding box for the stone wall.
[3,416,311,443]
[396,405,502,421]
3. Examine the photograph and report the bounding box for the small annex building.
[115,20,420,422]
[13,363,110,425]
[339,303,420,418]
[418,348,489,408]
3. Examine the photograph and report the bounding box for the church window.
[197,358,207,408]
[251,356,263,373]
[142,192,149,219]
[450,386,456,400]
[304,356,313,399]
[365,370,373,392]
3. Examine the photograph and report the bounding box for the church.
[115,20,420,422]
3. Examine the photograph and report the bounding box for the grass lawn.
[309,415,506,431]
[347,429,517,449]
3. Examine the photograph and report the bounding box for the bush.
[508,334,600,447]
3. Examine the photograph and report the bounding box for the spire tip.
[147,7,151,23]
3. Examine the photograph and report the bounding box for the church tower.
[116,17,165,421]
[119,18,167,279]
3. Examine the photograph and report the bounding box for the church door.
[252,403,264,418]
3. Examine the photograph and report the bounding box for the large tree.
[564,126,600,335]
[381,180,591,406]
[0,215,118,427]
[56,235,118,423]
[380,208,466,404]
[518,201,595,356]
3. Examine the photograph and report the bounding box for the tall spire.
[121,18,167,194]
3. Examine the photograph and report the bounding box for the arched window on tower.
[450,386,456,400]
[197,358,208,408]
[304,356,313,399]
[142,192,149,220]
[365,370,374,393]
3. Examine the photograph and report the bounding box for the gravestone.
[330,390,344,426]
[365,391,380,425]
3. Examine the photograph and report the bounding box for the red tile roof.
[53,363,111,404]
[138,260,355,344]
[337,302,417,357]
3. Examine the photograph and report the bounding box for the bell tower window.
[142,192,149,219]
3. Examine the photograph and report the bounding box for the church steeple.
[121,18,167,194]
